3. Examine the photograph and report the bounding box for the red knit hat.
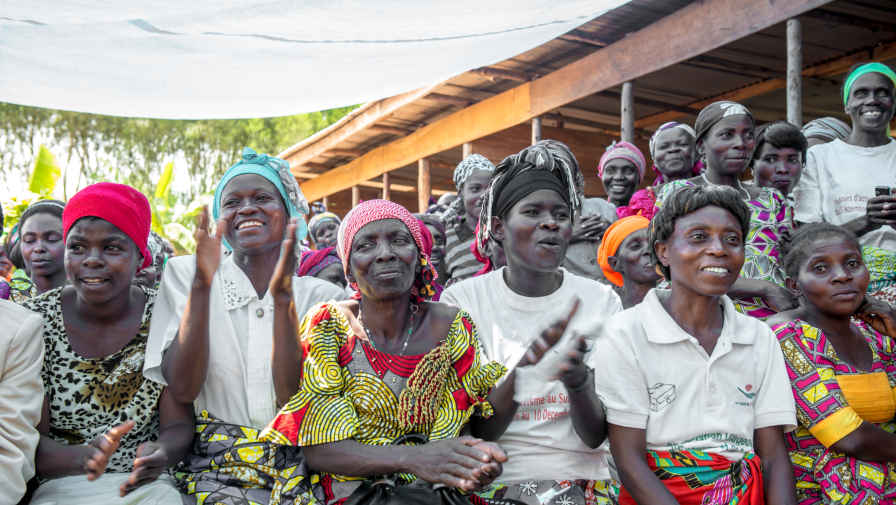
[62,182,153,270]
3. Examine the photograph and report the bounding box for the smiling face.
[752,143,803,196]
[20,213,65,279]
[314,262,347,289]
[653,128,696,179]
[610,229,661,286]
[790,236,870,318]
[697,115,755,178]
[494,189,572,275]
[846,72,896,134]
[601,158,640,206]
[314,221,339,249]
[219,174,287,256]
[655,205,745,297]
[459,170,493,222]
[65,217,143,304]
[347,219,420,300]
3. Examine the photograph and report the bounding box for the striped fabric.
[444,218,480,281]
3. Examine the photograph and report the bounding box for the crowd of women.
[0,61,895,505]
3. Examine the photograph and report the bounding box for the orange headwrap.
[597,216,650,287]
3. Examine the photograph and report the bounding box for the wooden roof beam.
[469,67,538,82]
[294,171,450,195]
[368,124,417,136]
[298,0,831,202]
[802,8,896,33]
[596,90,700,115]
[635,38,896,128]
[329,148,366,158]
[559,29,609,47]
[541,112,652,138]
[424,93,477,108]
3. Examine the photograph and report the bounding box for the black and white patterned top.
[22,286,163,474]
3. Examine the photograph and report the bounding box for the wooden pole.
[322,196,329,210]
[621,81,635,143]
[531,117,542,145]
[352,186,360,208]
[382,172,391,201]
[787,18,802,127]
[418,158,431,212]
[463,142,473,158]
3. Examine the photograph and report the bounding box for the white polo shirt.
[592,289,796,461]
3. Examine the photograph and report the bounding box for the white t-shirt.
[144,255,347,430]
[441,268,623,483]
[592,289,796,461]
[792,138,896,250]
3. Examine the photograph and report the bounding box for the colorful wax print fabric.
[864,244,896,309]
[9,269,36,304]
[260,302,506,504]
[476,479,617,505]
[774,320,896,503]
[657,180,793,319]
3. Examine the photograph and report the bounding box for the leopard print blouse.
[22,286,163,474]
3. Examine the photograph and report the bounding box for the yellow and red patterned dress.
[261,302,506,505]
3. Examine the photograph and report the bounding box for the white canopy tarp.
[0,1,629,120]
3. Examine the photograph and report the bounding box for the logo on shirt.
[648,383,676,412]
[738,384,755,399]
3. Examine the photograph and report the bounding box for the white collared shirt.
[144,255,347,430]
[593,289,796,461]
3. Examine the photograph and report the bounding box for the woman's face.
[219,174,287,256]
[314,221,339,249]
[697,115,755,177]
[424,223,447,278]
[65,218,143,304]
[601,159,640,204]
[20,213,65,279]
[655,205,745,298]
[610,229,660,286]
[460,170,493,222]
[752,143,803,196]
[653,128,696,178]
[494,189,572,275]
[0,245,13,278]
[132,252,163,289]
[347,219,419,300]
[846,72,896,134]
[314,262,347,289]
[789,236,869,318]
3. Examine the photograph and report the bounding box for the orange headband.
[597,216,650,287]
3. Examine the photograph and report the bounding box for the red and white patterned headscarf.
[337,199,437,302]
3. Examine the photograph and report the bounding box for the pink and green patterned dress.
[773,319,896,504]
[656,180,793,319]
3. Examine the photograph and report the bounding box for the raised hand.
[523,299,580,365]
[406,436,502,492]
[82,420,135,481]
[193,206,225,287]
[556,334,590,389]
[855,295,896,337]
[269,217,298,301]
[120,441,167,496]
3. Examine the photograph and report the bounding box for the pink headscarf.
[598,141,646,182]
[336,200,437,303]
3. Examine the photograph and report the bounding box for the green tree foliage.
[0,102,354,203]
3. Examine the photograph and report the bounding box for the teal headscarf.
[843,62,896,106]
[213,147,310,254]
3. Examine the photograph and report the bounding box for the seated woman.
[144,148,347,504]
[413,213,449,282]
[297,247,347,289]
[261,199,507,504]
[442,154,496,282]
[24,183,193,504]
[9,200,67,303]
[767,222,896,503]
[792,63,896,308]
[442,144,624,504]
[657,101,796,320]
[595,184,797,505]
[133,231,166,290]
[748,121,808,199]
[597,216,660,309]
[308,210,341,250]
[599,141,647,220]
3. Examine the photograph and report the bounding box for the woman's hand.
[863,193,896,230]
[855,296,896,337]
[269,218,298,302]
[119,441,167,496]
[761,283,799,313]
[571,214,610,243]
[193,206,225,288]
[459,438,506,488]
[404,437,501,492]
[521,299,579,366]
[81,420,134,481]
[557,335,589,390]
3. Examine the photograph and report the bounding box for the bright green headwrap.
[843,63,896,136]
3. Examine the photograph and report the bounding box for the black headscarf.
[694,101,755,142]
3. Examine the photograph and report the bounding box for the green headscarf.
[842,63,896,137]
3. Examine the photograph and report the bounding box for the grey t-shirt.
[563,197,617,282]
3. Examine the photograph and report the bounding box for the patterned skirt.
[864,245,896,309]
[175,412,307,505]
[475,479,618,505]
